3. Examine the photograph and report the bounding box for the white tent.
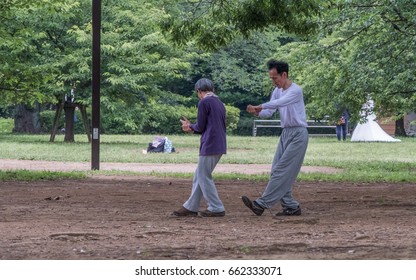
[351,113,401,142]
[351,99,401,142]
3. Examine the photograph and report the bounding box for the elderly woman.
[172,78,227,217]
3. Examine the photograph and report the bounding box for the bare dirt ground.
[1,174,416,259]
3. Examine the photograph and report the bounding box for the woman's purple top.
[190,96,227,156]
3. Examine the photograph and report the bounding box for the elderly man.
[243,60,308,217]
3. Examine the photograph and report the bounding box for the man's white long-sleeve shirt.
[259,83,307,128]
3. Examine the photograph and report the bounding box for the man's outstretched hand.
[247,104,262,116]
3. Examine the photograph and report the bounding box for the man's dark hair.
[195,78,215,92]
[267,59,289,75]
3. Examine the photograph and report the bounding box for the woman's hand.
[180,117,193,133]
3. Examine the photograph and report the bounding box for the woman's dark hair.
[195,78,215,92]
[267,59,289,75]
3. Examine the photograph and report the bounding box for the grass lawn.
[0,133,415,182]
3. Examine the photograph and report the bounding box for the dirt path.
[0,159,342,174]
[1,177,415,259]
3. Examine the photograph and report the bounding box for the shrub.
[235,116,254,136]
[38,102,240,135]
[142,104,197,134]
[0,118,13,134]
[101,104,144,134]
[224,104,240,134]
[142,103,240,135]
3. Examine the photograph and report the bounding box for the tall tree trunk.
[13,103,41,133]
[64,103,76,142]
[395,117,406,137]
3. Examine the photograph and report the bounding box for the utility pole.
[91,0,101,170]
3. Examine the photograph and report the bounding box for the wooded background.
[1,0,415,137]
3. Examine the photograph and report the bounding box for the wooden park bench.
[252,119,336,136]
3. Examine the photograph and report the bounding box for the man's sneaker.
[241,196,264,216]
[199,210,225,217]
[275,206,301,216]
[172,207,198,217]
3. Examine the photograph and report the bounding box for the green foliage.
[224,104,240,133]
[164,0,321,50]
[1,0,194,110]
[96,0,194,104]
[39,110,85,134]
[36,100,240,135]
[39,111,61,133]
[0,1,79,106]
[209,32,278,106]
[179,32,279,134]
[142,103,197,134]
[274,0,416,123]
[1,0,312,138]
[0,105,13,118]
[235,115,255,136]
[100,97,145,134]
[140,103,240,135]
[0,118,13,134]
[4,0,414,139]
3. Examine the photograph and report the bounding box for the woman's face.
[196,89,203,100]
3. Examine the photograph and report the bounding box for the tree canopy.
[1,0,415,135]
[163,0,321,50]
[273,0,416,124]
[1,0,195,106]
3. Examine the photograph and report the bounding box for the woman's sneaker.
[275,206,301,216]
[172,206,198,217]
[199,210,225,217]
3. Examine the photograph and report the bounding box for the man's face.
[269,68,286,88]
